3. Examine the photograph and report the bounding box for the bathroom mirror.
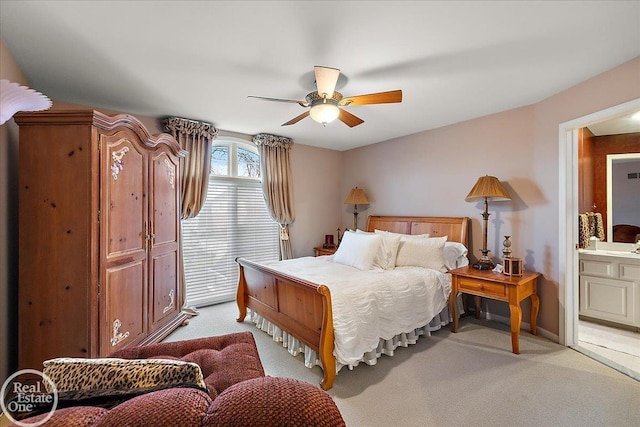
[606,153,640,242]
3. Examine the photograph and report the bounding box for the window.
[181,138,279,307]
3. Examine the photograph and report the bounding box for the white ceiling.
[1,1,639,150]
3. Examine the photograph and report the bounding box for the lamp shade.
[309,103,340,125]
[465,175,511,202]
[344,187,369,205]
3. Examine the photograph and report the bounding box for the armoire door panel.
[150,150,179,246]
[150,251,179,330]
[103,135,147,257]
[103,261,147,353]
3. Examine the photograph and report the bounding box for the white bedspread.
[260,256,451,367]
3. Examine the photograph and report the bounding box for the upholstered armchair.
[11,332,346,427]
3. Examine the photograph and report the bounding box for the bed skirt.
[249,293,465,373]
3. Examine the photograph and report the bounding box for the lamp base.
[473,249,495,270]
[472,259,495,270]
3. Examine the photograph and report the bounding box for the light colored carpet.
[165,302,640,427]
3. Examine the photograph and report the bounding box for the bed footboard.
[235,257,336,390]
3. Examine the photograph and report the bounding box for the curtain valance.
[253,133,293,149]
[163,117,218,140]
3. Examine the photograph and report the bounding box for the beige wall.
[342,56,640,336]
[289,144,343,257]
[0,38,29,384]
[342,104,542,327]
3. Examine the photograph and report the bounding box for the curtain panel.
[163,117,219,219]
[163,117,218,315]
[253,133,295,260]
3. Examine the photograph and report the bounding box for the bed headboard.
[366,215,470,247]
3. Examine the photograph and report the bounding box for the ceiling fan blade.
[339,90,403,107]
[282,111,310,126]
[248,95,308,107]
[314,66,340,98]
[338,108,364,128]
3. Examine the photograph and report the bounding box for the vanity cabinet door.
[579,275,636,326]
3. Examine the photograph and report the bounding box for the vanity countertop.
[579,249,640,260]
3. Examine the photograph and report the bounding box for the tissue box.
[503,258,523,277]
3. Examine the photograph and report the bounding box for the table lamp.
[465,175,511,269]
[344,187,369,230]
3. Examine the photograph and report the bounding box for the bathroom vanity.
[579,245,640,328]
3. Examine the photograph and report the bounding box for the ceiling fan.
[248,66,402,127]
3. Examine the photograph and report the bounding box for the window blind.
[181,179,279,307]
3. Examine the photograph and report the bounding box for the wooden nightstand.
[314,246,337,256]
[449,266,541,354]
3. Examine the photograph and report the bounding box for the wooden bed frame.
[236,215,469,390]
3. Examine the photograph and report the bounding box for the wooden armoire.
[15,110,188,370]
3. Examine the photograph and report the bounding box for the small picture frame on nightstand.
[503,258,523,276]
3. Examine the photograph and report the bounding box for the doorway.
[558,98,640,378]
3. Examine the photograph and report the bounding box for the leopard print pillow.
[42,358,206,393]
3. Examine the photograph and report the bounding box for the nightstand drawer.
[458,277,507,299]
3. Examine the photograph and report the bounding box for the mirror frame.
[606,152,640,241]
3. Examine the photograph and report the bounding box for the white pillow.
[395,236,447,272]
[374,229,429,241]
[444,241,469,270]
[333,231,381,271]
[356,229,402,270]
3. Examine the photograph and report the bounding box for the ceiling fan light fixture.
[309,102,340,125]
[249,66,401,128]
